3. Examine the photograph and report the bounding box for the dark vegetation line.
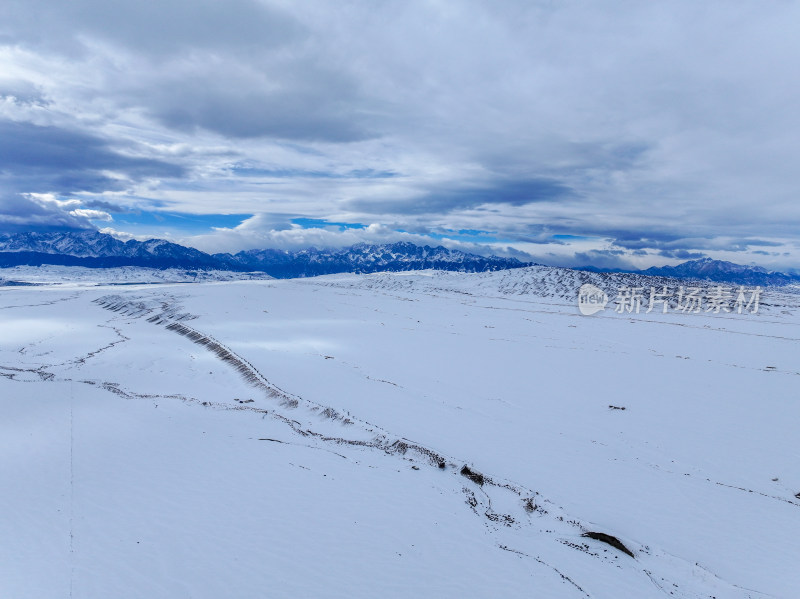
[91,292,649,588]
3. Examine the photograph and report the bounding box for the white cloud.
[27,193,81,209]
[180,214,529,259]
[97,227,140,241]
[69,208,112,221]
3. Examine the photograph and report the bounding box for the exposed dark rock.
[582,531,634,558]
[460,465,485,486]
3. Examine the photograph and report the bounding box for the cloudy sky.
[1,0,798,269]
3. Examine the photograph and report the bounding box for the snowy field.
[1,267,799,598]
[0,265,273,286]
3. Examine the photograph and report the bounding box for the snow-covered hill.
[1,268,799,598]
[0,265,273,286]
[310,265,800,314]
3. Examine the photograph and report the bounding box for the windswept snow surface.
[0,265,273,286]
[1,267,799,598]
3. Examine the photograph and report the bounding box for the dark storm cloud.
[611,234,784,253]
[0,0,374,142]
[231,167,397,179]
[657,249,706,260]
[349,178,574,215]
[83,199,130,213]
[0,0,301,57]
[0,119,185,195]
[478,141,652,181]
[0,193,93,232]
[147,64,372,142]
[572,249,636,270]
[0,0,372,143]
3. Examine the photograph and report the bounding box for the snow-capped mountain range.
[0,230,221,269]
[580,257,800,287]
[222,241,531,277]
[0,231,530,277]
[640,257,798,286]
[0,230,797,285]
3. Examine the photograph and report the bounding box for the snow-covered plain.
[0,265,273,286]
[1,267,799,598]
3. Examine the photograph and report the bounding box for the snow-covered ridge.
[0,265,273,286]
[306,265,800,313]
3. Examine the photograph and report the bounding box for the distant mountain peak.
[5,230,788,286]
[640,258,796,286]
[0,230,532,278]
[0,230,223,270]
[216,241,532,277]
